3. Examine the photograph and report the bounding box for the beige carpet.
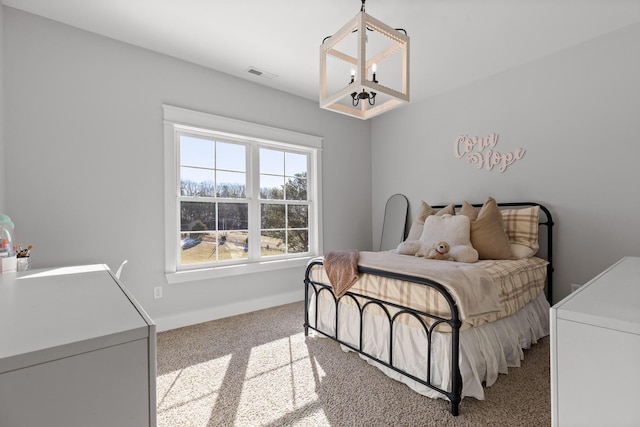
[157,301,551,427]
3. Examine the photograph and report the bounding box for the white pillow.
[420,214,478,263]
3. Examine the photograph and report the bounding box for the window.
[163,105,322,283]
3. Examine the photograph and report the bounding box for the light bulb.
[371,63,377,73]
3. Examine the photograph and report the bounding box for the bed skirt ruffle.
[308,291,549,400]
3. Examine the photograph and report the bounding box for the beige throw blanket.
[323,250,359,298]
[356,251,501,321]
[312,251,502,322]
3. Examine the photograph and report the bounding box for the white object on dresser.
[0,264,156,427]
[551,256,640,427]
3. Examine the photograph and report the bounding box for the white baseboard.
[153,290,303,332]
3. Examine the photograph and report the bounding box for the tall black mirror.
[380,194,409,251]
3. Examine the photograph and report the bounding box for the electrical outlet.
[154,286,163,299]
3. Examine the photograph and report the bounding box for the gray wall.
[371,23,640,303]
[3,8,372,330]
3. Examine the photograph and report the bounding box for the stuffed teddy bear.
[418,241,453,261]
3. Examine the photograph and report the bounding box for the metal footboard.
[304,262,463,416]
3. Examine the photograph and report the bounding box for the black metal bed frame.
[304,202,554,416]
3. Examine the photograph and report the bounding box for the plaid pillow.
[501,206,539,257]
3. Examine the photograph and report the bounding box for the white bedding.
[307,291,549,400]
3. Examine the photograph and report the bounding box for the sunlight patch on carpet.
[235,333,320,425]
[156,355,231,426]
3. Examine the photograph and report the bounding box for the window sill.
[165,256,315,284]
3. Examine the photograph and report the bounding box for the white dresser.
[551,256,640,427]
[0,265,156,427]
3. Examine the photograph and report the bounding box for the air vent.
[245,66,277,80]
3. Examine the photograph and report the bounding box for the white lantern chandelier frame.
[320,0,410,120]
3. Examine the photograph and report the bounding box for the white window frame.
[163,105,323,284]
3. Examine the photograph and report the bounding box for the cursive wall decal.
[454,133,525,173]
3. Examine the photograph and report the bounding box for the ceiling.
[3,0,640,104]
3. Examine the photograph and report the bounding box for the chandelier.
[320,0,410,120]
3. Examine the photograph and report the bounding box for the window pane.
[216,141,246,172]
[287,230,309,253]
[285,152,307,177]
[285,175,307,201]
[181,167,214,196]
[260,175,284,200]
[180,231,217,264]
[261,203,285,229]
[260,148,284,175]
[216,171,246,198]
[181,201,216,231]
[260,230,285,257]
[180,135,214,168]
[217,231,249,261]
[287,205,308,228]
[218,203,249,230]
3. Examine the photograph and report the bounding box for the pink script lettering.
[453,133,525,173]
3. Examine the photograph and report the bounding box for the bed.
[303,199,553,416]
